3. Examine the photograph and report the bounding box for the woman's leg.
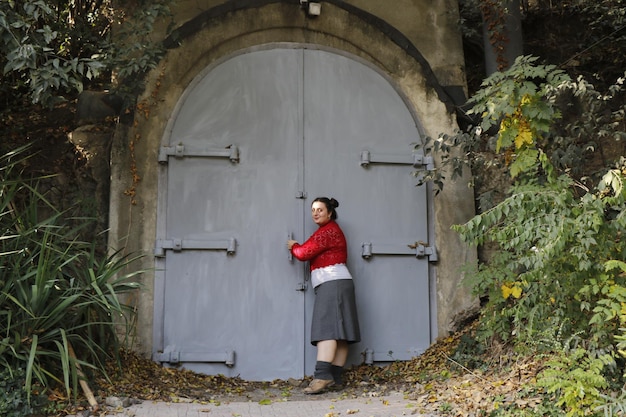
[317,339,349,364]
[316,340,337,362]
[330,340,348,388]
[332,340,349,366]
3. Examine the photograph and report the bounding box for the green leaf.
[510,148,539,178]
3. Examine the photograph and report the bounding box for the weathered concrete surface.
[163,0,466,91]
[97,393,439,417]
[108,0,477,361]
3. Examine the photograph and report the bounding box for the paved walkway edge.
[108,392,437,417]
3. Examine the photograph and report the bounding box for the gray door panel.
[302,50,430,370]
[158,49,306,380]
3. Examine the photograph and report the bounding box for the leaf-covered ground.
[50,320,549,416]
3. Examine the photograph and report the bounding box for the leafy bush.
[0,368,48,417]
[596,387,626,416]
[418,55,626,415]
[0,144,143,403]
[449,334,486,371]
[454,164,626,350]
[537,349,612,417]
[0,0,175,107]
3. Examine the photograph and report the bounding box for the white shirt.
[311,263,352,289]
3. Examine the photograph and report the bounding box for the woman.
[287,197,361,394]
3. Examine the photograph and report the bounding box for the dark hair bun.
[329,198,339,208]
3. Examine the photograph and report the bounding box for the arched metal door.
[154,48,434,380]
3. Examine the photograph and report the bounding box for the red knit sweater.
[291,220,348,271]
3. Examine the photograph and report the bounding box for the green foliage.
[489,396,566,417]
[454,158,626,351]
[423,64,626,346]
[418,64,625,194]
[548,76,626,179]
[596,388,626,417]
[537,349,612,417]
[0,144,144,402]
[0,368,48,417]
[0,0,175,107]
[414,55,572,194]
[449,334,486,371]
[109,1,175,80]
[0,0,105,106]
[470,55,566,135]
[562,0,626,82]
[418,55,626,414]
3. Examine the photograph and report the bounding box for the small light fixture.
[300,0,321,17]
[308,2,321,16]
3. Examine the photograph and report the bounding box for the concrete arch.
[162,0,457,111]
[108,0,477,357]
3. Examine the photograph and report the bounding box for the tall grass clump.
[0,144,142,408]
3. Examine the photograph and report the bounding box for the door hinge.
[158,143,239,164]
[362,347,424,364]
[361,240,438,262]
[359,150,433,170]
[408,241,438,262]
[154,237,237,257]
[154,350,235,367]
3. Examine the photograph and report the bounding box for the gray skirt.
[310,279,361,346]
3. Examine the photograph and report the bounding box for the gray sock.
[314,361,333,380]
[331,365,344,385]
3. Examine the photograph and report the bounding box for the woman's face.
[311,201,331,226]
